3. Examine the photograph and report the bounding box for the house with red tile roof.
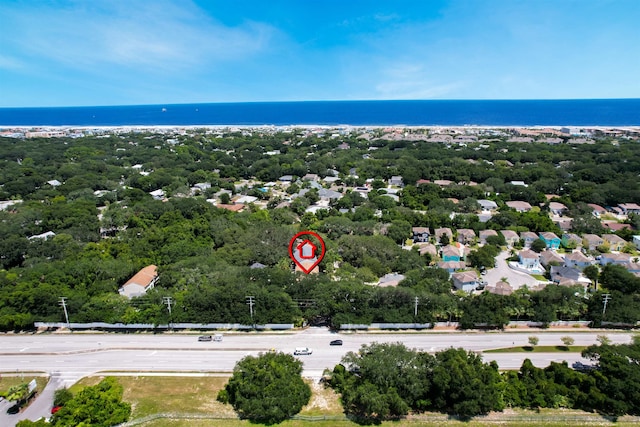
[119,265,158,299]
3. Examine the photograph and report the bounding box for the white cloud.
[0,54,25,71]
[2,0,277,73]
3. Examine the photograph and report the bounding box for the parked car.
[198,335,212,342]
[330,339,343,346]
[294,347,313,355]
[51,405,62,414]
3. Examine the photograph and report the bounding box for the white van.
[213,334,223,342]
[294,347,312,355]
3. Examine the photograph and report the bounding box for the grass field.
[70,374,640,426]
[484,345,587,353]
[0,373,48,396]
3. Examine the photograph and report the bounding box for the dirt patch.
[300,380,344,416]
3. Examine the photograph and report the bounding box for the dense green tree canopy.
[49,377,131,427]
[218,351,311,424]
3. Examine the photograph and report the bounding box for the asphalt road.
[0,328,634,426]
[485,250,540,289]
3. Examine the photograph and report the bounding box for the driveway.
[484,250,540,290]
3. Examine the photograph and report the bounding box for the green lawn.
[484,345,587,353]
[0,373,48,396]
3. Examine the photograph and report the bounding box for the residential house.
[377,273,405,287]
[506,201,532,212]
[388,176,404,187]
[486,281,513,296]
[561,233,582,248]
[28,231,56,240]
[602,234,627,252]
[563,251,593,270]
[216,204,246,212]
[456,229,476,245]
[549,202,568,216]
[234,195,258,204]
[554,218,573,233]
[618,203,640,215]
[582,234,604,251]
[478,199,498,212]
[302,173,319,181]
[501,230,520,247]
[539,249,565,267]
[441,244,463,262]
[149,189,165,200]
[417,243,438,258]
[518,249,541,270]
[191,182,211,195]
[602,221,632,232]
[434,227,453,244]
[119,265,159,299]
[550,266,591,287]
[539,232,561,250]
[318,188,342,201]
[412,227,430,243]
[634,235,640,250]
[479,229,498,245]
[588,204,607,217]
[625,262,640,275]
[520,231,538,248]
[437,261,467,274]
[452,271,479,293]
[600,252,631,266]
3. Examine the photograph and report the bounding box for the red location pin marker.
[288,231,326,274]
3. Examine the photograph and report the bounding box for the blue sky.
[1,0,639,107]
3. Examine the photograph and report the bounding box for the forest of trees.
[327,341,640,422]
[0,129,639,331]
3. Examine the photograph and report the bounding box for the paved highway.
[0,328,634,426]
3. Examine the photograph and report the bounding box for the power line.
[163,297,173,329]
[602,293,611,317]
[162,297,173,317]
[246,296,255,323]
[59,297,70,327]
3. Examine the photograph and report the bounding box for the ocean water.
[0,99,639,127]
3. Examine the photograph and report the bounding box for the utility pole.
[246,296,255,324]
[602,293,611,317]
[59,297,70,327]
[163,297,173,329]
[414,296,419,317]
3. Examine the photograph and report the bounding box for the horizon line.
[2,97,640,110]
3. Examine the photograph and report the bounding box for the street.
[485,250,541,289]
[0,328,633,426]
